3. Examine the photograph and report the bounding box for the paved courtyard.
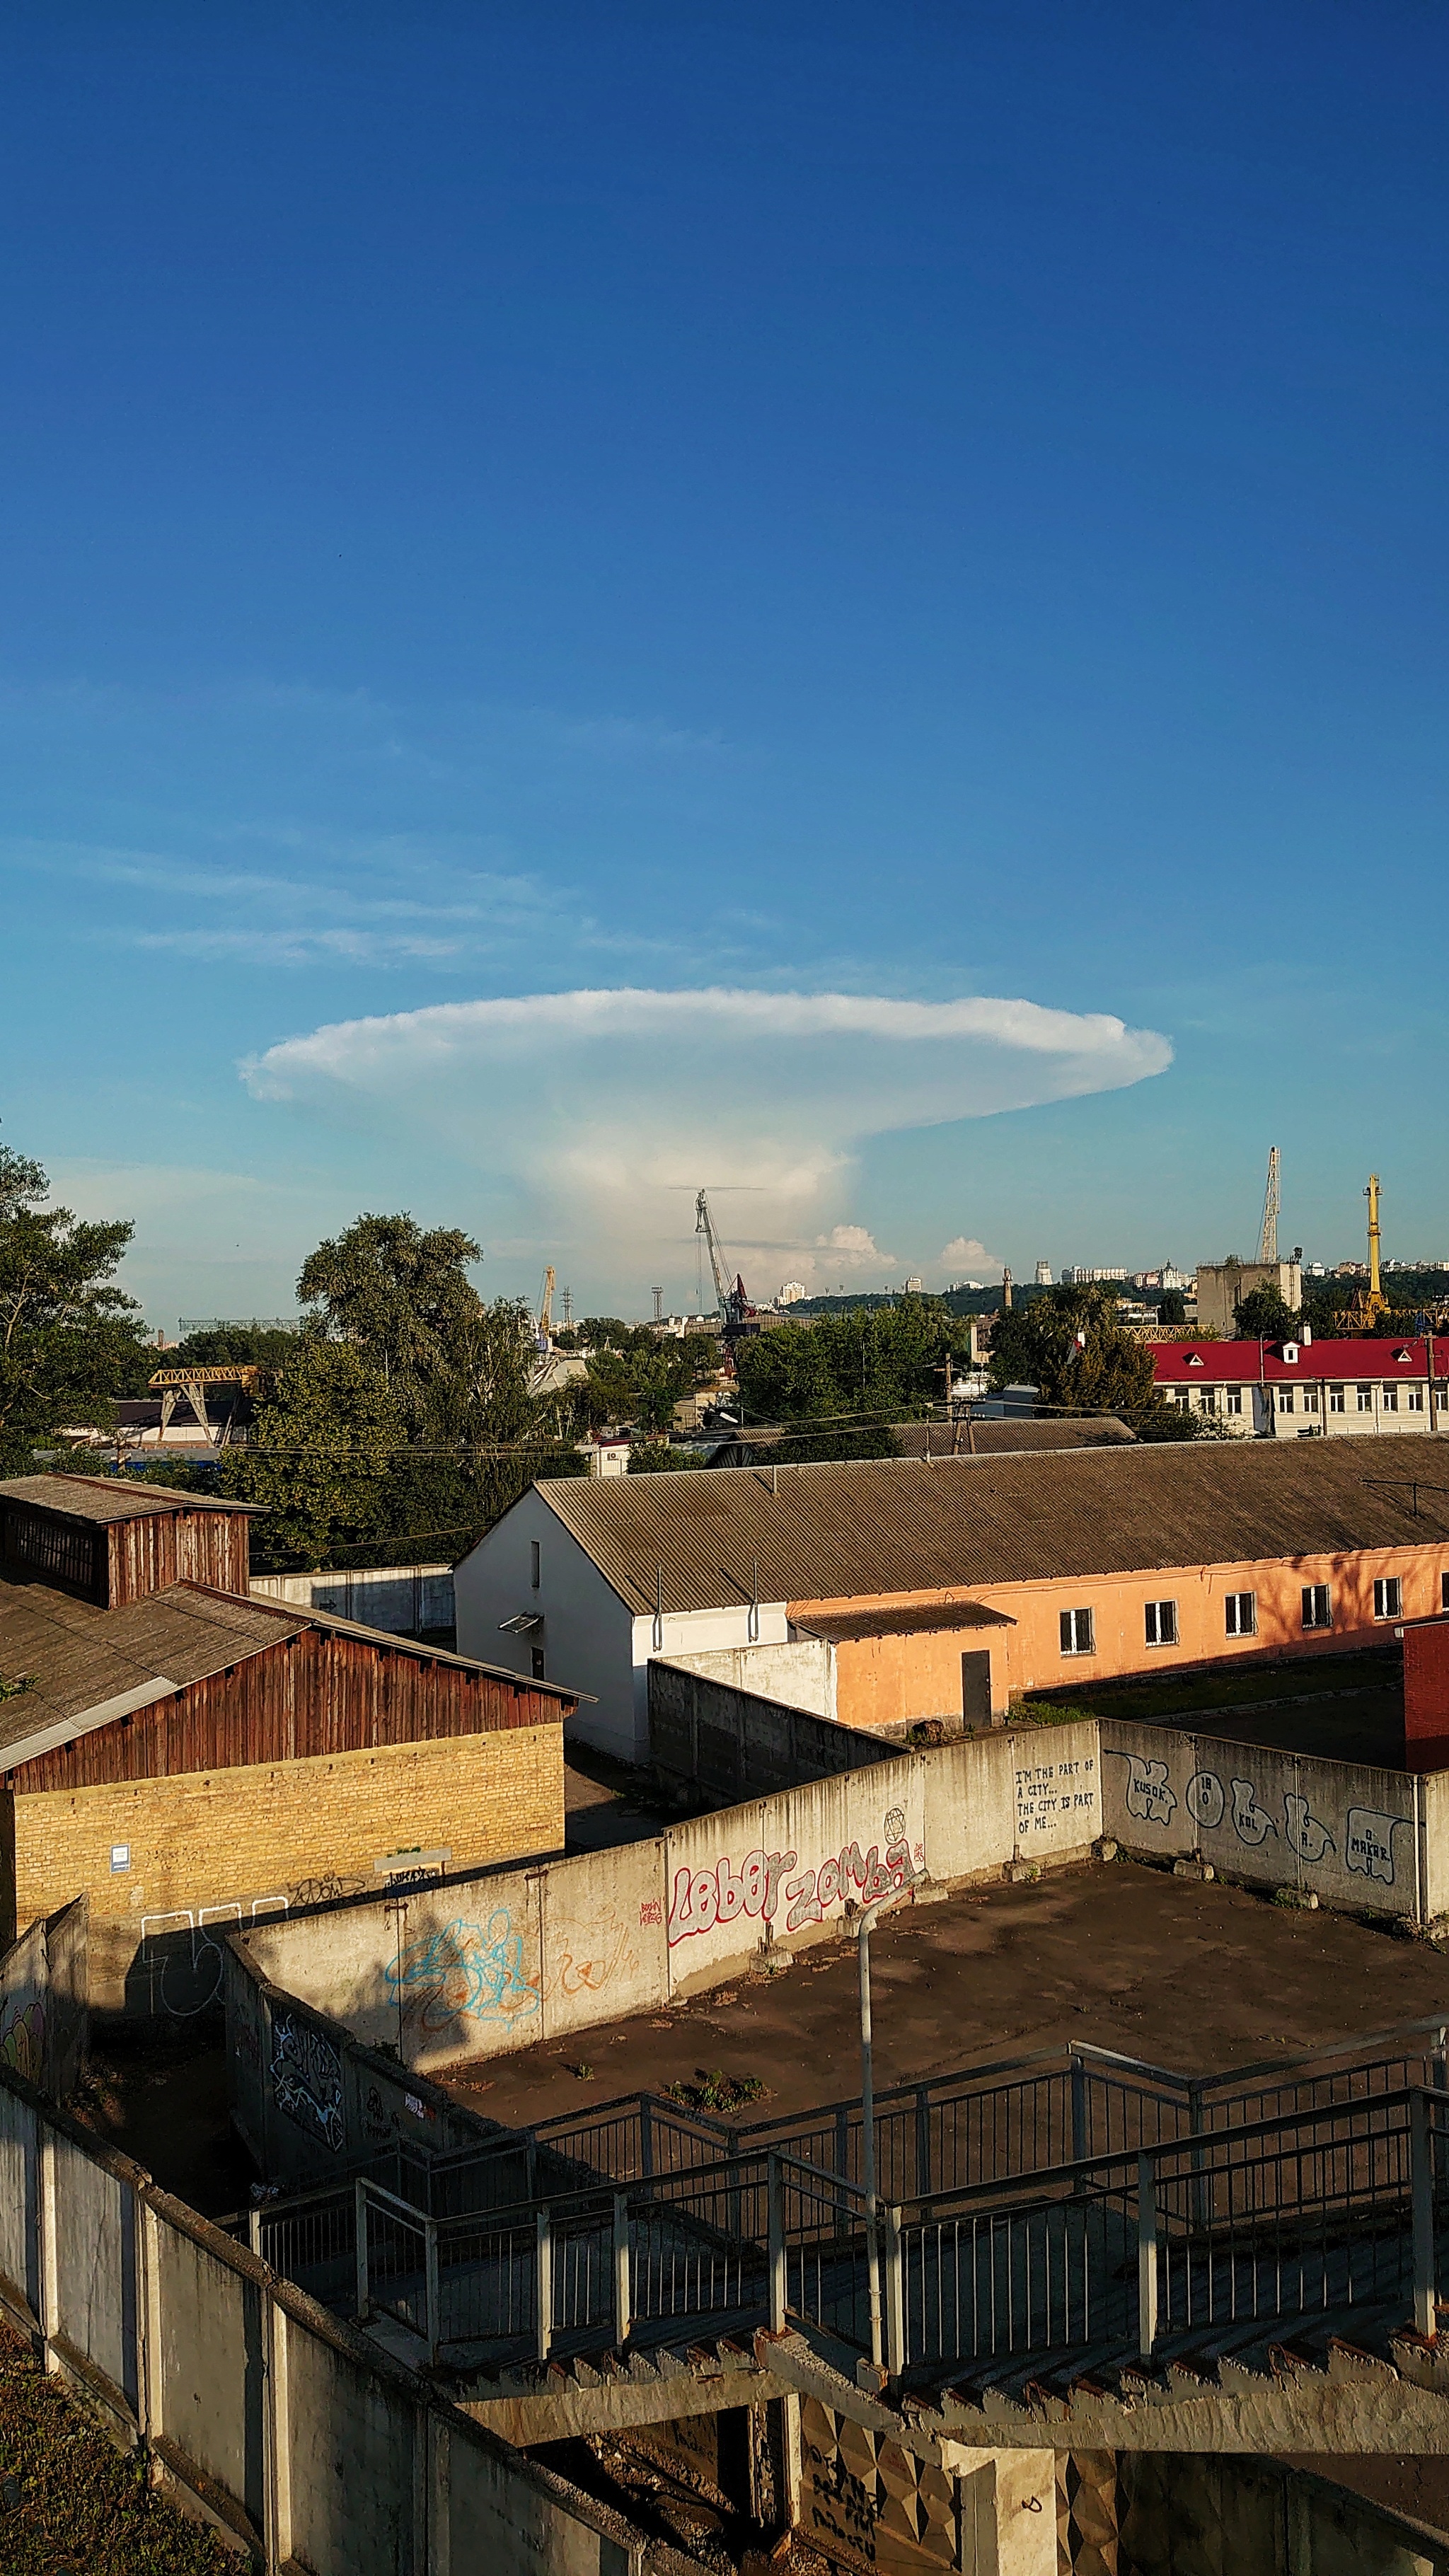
[439,1852,1449,2132]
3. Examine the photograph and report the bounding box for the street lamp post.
[852,1886,909,2372]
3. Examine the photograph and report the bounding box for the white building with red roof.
[1153,1333,1449,1438]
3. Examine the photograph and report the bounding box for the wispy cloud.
[244,984,1172,1290]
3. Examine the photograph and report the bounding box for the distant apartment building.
[1033,1261,1053,1285]
[1153,1336,1448,1438]
[1061,1266,1127,1286]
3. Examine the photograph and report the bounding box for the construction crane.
[1353,1175,1390,1328]
[695,1190,754,1338]
[1258,1147,1280,1264]
[536,1266,555,1349]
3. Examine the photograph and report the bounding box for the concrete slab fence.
[0,2052,686,2575]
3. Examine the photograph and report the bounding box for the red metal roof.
[1152,1337,1436,1385]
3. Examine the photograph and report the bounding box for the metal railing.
[244,2081,1449,2378]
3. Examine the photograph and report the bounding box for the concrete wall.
[0,1894,87,2099]
[1119,2449,1448,2576]
[1101,1719,1432,1922]
[234,1720,1102,2078]
[668,1636,834,1717]
[250,1563,454,1634]
[21,1723,565,2017]
[0,2054,672,2575]
[649,1657,881,1803]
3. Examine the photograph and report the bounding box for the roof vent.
[1395,1348,1413,1365]
[1185,1351,1204,1368]
[1282,1341,1300,1365]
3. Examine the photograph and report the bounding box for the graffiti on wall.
[667,1806,923,1948]
[1109,1751,1410,1889]
[384,1909,542,2035]
[1015,1754,1098,1843]
[0,1996,44,2087]
[272,2012,345,2154]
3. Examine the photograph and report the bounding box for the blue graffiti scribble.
[385,1910,541,2033]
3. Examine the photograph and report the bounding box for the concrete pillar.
[262,2292,293,2572]
[941,2446,1056,2576]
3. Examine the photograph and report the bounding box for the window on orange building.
[1144,1600,1178,1646]
[1059,1607,1095,1656]
[1225,1592,1257,1638]
[1373,1578,1402,1622]
[1302,1584,1331,1631]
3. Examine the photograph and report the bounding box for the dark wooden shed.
[0,1474,253,1608]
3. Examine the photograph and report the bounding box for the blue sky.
[4,1,1447,1327]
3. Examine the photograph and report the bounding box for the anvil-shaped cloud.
[243,988,1171,1286]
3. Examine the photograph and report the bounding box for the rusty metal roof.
[0,1571,581,1768]
[0,1473,258,1523]
[793,1602,1015,1644]
[889,1419,1135,1458]
[0,1576,307,1763]
[531,1436,1449,1616]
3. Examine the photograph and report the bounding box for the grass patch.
[1027,1651,1399,1726]
[663,2069,768,2114]
[0,2316,233,2574]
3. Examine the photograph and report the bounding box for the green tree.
[217,1342,404,1568]
[0,1145,153,1472]
[734,1297,966,1457]
[1232,1284,1300,1341]
[297,1213,484,1432]
[988,1282,1197,1442]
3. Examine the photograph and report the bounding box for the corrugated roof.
[0,1571,582,1767]
[0,1577,307,1761]
[891,1419,1135,1457]
[794,1602,1015,1644]
[0,1473,258,1523]
[529,1436,1449,1615]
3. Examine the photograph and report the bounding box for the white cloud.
[243,984,1171,1290]
[816,1224,895,1269]
[939,1235,1003,1275]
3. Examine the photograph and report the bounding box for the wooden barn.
[0,1475,577,2012]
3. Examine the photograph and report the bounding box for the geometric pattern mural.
[799,2399,958,2573]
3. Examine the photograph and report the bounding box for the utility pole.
[852,1885,911,2371]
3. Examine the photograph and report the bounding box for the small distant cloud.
[939,1235,1003,1275]
[816,1223,895,1268]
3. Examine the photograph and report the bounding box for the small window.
[1302,1583,1332,1631]
[1330,1385,1346,1414]
[1373,1577,1402,1622]
[1442,1572,1449,1612]
[1199,1387,1216,1414]
[1304,1385,1320,1411]
[1145,1599,1178,1647]
[530,1540,541,1590]
[1226,1387,1243,1416]
[1408,1387,1424,1412]
[1060,1607,1095,1656]
[531,1644,547,1680]
[1278,1386,1295,1415]
[1382,1384,1398,1413]
[1357,1384,1374,1412]
[1225,1591,1257,1638]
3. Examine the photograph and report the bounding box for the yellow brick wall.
[13,1723,564,1938]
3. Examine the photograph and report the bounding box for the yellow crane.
[536,1266,555,1347]
[1356,1176,1389,1327]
